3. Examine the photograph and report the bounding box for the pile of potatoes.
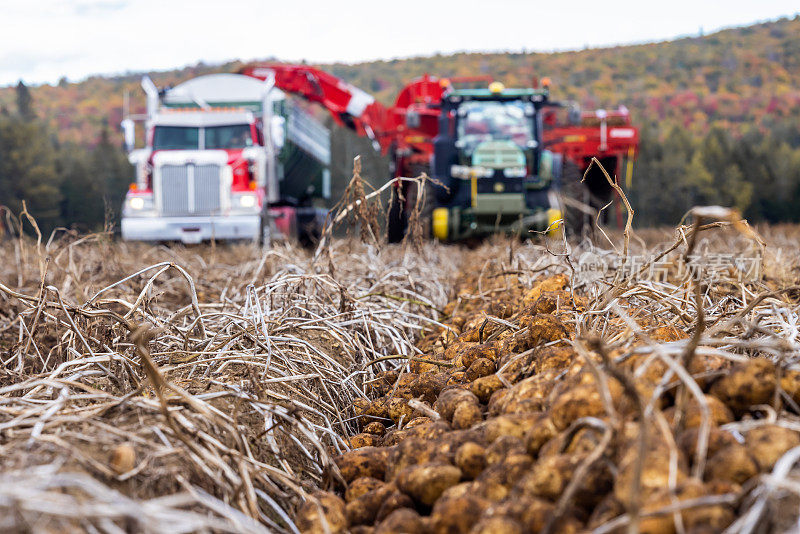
[297,273,800,533]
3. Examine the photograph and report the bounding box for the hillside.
[1,15,800,230]
[1,16,798,146]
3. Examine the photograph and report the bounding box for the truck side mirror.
[121,118,135,153]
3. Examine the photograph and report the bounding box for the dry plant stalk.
[3,196,800,534]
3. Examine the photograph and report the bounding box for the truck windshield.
[205,124,253,149]
[153,126,199,150]
[456,101,534,154]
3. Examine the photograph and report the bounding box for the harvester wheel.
[432,208,449,241]
[387,184,407,244]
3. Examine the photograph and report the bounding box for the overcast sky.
[1,0,798,87]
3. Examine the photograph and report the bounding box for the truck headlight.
[503,167,527,178]
[451,165,494,179]
[239,194,258,208]
[130,197,145,210]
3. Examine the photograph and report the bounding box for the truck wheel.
[259,215,272,247]
[387,184,407,243]
[298,222,321,248]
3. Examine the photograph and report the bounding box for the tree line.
[630,118,800,227]
[0,82,131,236]
[3,79,800,235]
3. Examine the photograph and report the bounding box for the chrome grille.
[472,141,526,169]
[159,164,222,215]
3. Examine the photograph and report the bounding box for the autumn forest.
[1,15,799,231]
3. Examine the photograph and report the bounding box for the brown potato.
[469,516,523,534]
[411,372,451,404]
[688,353,731,390]
[539,426,603,458]
[549,382,608,431]
[447,371,468,386]
[367,370,400,396]
[388,397,421,425]
[524,289,572,316]
[494,349,537,381]
[357,397,391,426]
[677,427,738,462]
[485,495,554,532]
[345,477,384,502]
[746,424,800,471]
[383,421,451,449]
[461,344,500,368]
[396,463,462,506]
[705,444,759,485]
[665,394,733,429]
[455,442,487,480]
[535,346,577,374]
[345,483,396,526]
[109,444,135,475]
[336,447,390,483]
[440,481,475,501]
[364,421,387,436]
[522,314,570,346]
[296,491,347,534]
[435,388,480,421]
[350,432,380,449]
[405,416,433,429]
[452,402,483,429]
[709,357,776,414]
[433,428,487,458]
[386,436,450,480]
[522,274,568,307]
[471,375,505,404]
[483,413,540,443]
[485,435,526,465]
[491,375,551,415]
[466,358,496,382]
[446,341,480,360]
[487,300,515,320]
[615,449,687,506]
[471,479,510,502]
[394,373,419,399]
[524,413,558,457]
[639,480,735,534]
[375,490,415,523]
[375,508,426,534]
[429,495,490,534]
[516,454,578,501]
[781,369,800,407]
[477,453,533,490]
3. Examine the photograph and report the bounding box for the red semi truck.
[121,73,331,244]
[121,64,637,243]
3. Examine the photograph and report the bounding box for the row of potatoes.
[298,272,800,534]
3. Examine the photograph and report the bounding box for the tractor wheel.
[560,159,594,238]
[407,179,437,240]
[387,184,407,243]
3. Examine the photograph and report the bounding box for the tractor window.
[153,126,200,150]
[456,101,534,154]
[205,124,253,149]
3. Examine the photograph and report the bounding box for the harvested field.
[3,214,800,533]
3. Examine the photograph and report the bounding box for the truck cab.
[121,73,330,244]
[429,83,562,241]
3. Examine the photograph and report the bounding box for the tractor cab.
[429,83,562,241]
